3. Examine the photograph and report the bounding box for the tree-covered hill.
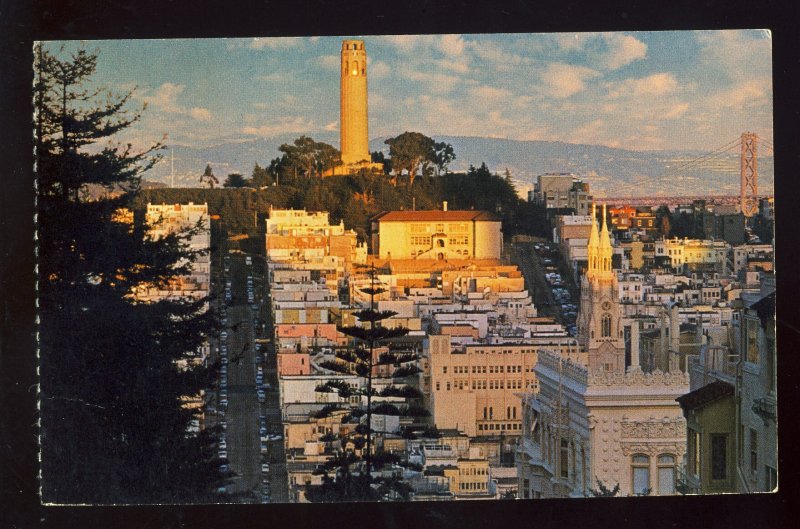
[134,163,550,242]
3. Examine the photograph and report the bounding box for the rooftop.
[676,379,734,410]
[371,210,500,222]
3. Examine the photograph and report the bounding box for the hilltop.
[142,135,774,197]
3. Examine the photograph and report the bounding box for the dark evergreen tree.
[200,163,219,188]
[36,44,224,503]
[222,172,246,188]
[250,162,271,188]
[307,265,419,502]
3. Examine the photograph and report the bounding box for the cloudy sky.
[48,31,773,153]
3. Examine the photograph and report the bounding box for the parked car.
[261,463,269,472]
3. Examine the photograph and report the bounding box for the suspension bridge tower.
[740,132,759,217]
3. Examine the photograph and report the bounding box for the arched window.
[632,454,650,495]
[601,314,611,337]
[352,61,359,76]
[657,454,676,495]
[344,60,348,73]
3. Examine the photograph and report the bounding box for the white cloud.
[241,116,318,137]
[369,60,391,79]
[400,67,462,94]
[249,37,302,50]
[708,79,771,109]
[189,107,212,121]
[469,85,512,102]
[138,83,211,122]
[554,33,591,52]
[609,73,679,98]
[324,121,338,131]
[661,102,689,120]
[601,34,647,69]
[439,34,465,56]
[540,63,600,98]
[317,55,340,70]
[383,35,438,54]
[142,82,185,113]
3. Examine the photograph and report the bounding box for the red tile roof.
[371,210,500,222]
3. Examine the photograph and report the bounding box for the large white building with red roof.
[369,205,503,260]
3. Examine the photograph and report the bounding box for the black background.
[2,1,798,528]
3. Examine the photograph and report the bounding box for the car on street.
[218,450,227,459]
[265,434,282,441]
[261,463,269,472]
[219,465,229,473]
[219,440,227,450]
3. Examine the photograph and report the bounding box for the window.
[560,439,570,478]
[442,366,447,374]
[657,455,676,495]
[750,429,758,476]
[601,314,612,337]
[436,382,440,391]
[632,455,650,495]
[711,434,727,480]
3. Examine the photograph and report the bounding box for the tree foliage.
[306,265,418,502]
[36,45,223,503]
[384,131,437,187]
[223,172,247,188]
[589,478,620,497]
[200,163,219,188]
[278,135,342,179]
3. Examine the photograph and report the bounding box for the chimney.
[443,201,448,212]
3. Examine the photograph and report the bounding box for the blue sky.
[46,31,773,153]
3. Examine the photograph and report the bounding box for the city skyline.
[47,31,773,153]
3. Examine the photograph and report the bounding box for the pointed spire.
[599,203,613,273]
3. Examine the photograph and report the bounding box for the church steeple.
[578,201,624,375]
[598,203,613,277]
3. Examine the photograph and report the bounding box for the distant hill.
[141,135,774,198]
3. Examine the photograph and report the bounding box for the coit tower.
[340,39,370,165]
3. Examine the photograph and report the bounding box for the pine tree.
[201,164,219,188]
[306,265,421,502]
[36,44,224,503]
